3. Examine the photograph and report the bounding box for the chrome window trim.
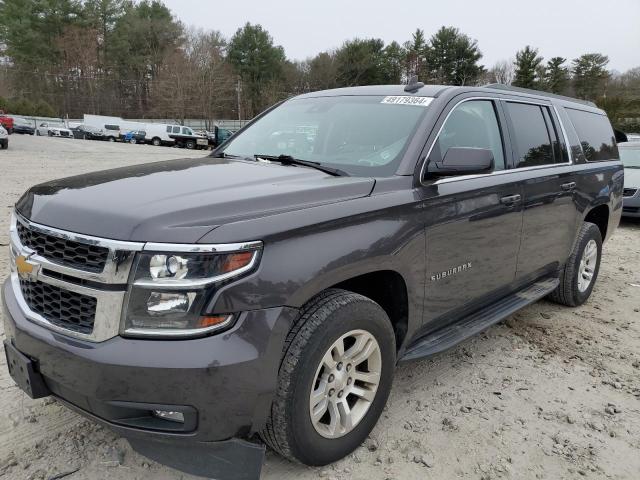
[419,96,573,187]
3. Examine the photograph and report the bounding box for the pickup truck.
[2,82,623,480]
[167,125,209,149]
[0,114,14,134]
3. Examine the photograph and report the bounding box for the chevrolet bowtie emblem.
[16,254,39,281]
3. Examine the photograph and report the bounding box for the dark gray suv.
[3,83,623,479]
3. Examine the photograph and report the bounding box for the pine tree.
[426,26,484,85]
[513,46,543,89]
[572,53,609,101]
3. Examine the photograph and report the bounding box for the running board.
[400,277,559,362]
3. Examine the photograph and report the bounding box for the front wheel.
[130,138,137,144]
[262,289,395,466]
[548,221,602,307]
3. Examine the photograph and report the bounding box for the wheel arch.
[583,203,609,241]
[331,270,409,352]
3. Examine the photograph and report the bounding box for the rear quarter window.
[566,108,619,161]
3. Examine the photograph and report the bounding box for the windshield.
[620,147,640,168]
[221,95,432,176]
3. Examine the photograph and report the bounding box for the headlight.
[122,244,261,338]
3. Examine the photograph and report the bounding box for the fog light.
[152,410,184,423]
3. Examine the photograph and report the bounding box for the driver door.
[419,98,524,330]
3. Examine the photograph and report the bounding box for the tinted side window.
[172,126,180,134]
[433,100,505,170]
[506,102,561,168]
[566,108,619,161]
[166,126,172,133]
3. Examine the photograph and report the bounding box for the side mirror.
[427,147,494,177]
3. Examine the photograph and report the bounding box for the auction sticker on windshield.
[381,96,433,106]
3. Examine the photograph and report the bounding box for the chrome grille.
[19,279,96,334]
[10,212,144,342]
[17,221,109,273]
[623,188,637,197]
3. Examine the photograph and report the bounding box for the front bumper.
[623,189,640,217]
[2,279,297,478]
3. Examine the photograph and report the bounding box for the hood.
[624,167,640,188]
[16,157,375,243]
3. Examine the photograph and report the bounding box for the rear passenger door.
[502,100,580,279]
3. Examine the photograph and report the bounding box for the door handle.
[500,194,522,205]
[561,182,576,191]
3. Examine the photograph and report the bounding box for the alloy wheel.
[309,329,381,439]
[577,239,598,292]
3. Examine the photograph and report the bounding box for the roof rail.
[483,83,597,108]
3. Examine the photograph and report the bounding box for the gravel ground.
[0,134,639,480]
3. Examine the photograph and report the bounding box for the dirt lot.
[0,134,639,480]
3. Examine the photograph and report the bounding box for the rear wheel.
[548,221,602,307]
[185,139,196,149]
[262,289,395,466]
[107,136,115,142]
[130,138,137,144]
[152,137,161,146]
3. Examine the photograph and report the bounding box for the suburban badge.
[431,262,472,281]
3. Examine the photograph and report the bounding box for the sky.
[162,0,640,73]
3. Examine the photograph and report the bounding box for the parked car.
[0,125,8,149]
[12,117,35,135]
[619,141,640,217]
[0,113,14,134]
[36,122,72,138]
[103,124,121,142]
[71,125,105,140]
[122,130,147,144]
[3,82,623,480]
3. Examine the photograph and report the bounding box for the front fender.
[203,203,426,335]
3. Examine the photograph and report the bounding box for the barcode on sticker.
[381,96,433,106]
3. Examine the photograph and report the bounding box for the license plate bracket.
[4,341,50,399]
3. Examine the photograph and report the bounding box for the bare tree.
[488,59,515,85]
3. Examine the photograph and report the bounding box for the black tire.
[107,136,115,142]
[47,130,53,137]
[548,221,602,307]
[185,139,196,149]
[152,137,161,146]
[36,130,40,136]
[130,138,137,144]
[262,289,396,466]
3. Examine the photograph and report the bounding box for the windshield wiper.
[210,152,247,159]
[254,154,349,177]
